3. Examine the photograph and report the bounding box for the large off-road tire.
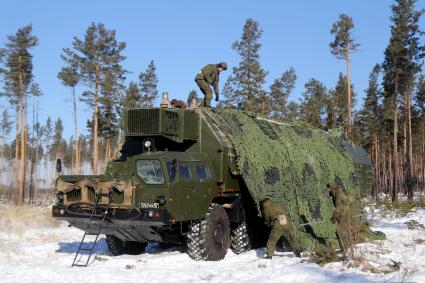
[187,203,231,261]
[106,235,147,256]
[231,221,251,254]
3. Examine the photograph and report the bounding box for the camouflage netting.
[207,109,366,250]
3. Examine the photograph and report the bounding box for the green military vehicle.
[52,106,373,263]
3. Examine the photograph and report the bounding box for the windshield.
[136,160,165,184]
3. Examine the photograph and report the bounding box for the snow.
[0,206,425,283]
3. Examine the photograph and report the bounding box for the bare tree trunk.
[29,99,35,204]
[345,46,352,138]
[392,79,399,203]
[73,86,80,175]
[382,146,387,196]
[373,134,379,199]
[17,55,26,205]
[93,64,100,175]
[422,131,425,190]
[405,88,414,200]
[104,137,110,173]
[19,99,26,205]
[35,101,39,200]
[389,151,393,197]
[13,106,19,204]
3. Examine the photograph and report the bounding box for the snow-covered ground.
[0,205,424,283]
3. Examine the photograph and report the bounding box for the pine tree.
[330,14,360,137]
[328,73,357,133]
[64,22,126,174]
[0,110,12,197]
[220,76,237,108]
[58,63,80,174]
[0,110,12,183]
[28,83,42,201]
[382,0,424,201]
[99,65,126,165]
[270,67,297,120]
[0,110,12,143]
[257,90,271,116]
[299,78,328,129]
[51,118,64,161]
[230,18,268,112]
[2,24,38,204]
[0,48,5,80]
[42,117,53,188]
[124,82,140,109]
[361,64,382,145]
[357,64,382,198]
[416,75,425,114]
[285,101,300,122]
[187,90,199,107]
[139,60,159,108]
[415,75,425,189]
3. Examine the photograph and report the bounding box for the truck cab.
[53,107,248,261]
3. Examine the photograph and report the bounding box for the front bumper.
[52,204,172,242]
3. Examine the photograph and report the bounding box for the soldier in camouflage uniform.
[261,198,301,259]
[328,184,352,254]
[194,62,227,107]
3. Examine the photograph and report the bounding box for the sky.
[0,0,424,139]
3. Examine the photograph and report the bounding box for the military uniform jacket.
[195,64,220,95]
[331,189,349,221]
[262,199,289,226]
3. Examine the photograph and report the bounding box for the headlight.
[144,140,152,148]
[147,210,161,218]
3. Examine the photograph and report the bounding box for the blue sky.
[1,0,424,139]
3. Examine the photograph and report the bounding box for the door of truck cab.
[135,159,169,208]
[167,160,216,221]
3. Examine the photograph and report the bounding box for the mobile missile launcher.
[52,106,373,262]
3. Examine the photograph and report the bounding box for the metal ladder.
[71,190,115,267]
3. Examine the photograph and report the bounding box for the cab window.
[178,164,191,181]
[136,160,165,184]
[166,160,177,183]
[195,163,209,180]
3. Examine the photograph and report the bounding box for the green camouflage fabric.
[262,199,301,256]
[207,108,367,250]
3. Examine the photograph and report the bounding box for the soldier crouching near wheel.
[261,198,301,259]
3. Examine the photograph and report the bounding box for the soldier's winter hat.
[218,62,228,70]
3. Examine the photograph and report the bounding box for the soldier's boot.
[285,231,302,257]
[265,255,272,260]
[203,91,212,107]
[266,223,284,258]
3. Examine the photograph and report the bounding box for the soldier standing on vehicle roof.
[261,198,301,259]
[194,62,227,107]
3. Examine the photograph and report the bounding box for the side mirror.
[56,159,62,174]
[169,159,177,183]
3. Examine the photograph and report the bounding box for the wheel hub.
[213,223,224,244]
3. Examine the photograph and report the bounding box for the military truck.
[52,105,373,262]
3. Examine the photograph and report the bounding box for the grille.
[87,187,96,203]
[126,109,160,135]
[66,190,81,202]
[112,188,124,204]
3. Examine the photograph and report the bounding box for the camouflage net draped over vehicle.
[207,108,365,250]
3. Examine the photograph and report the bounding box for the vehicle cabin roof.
[131,151,209,162]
